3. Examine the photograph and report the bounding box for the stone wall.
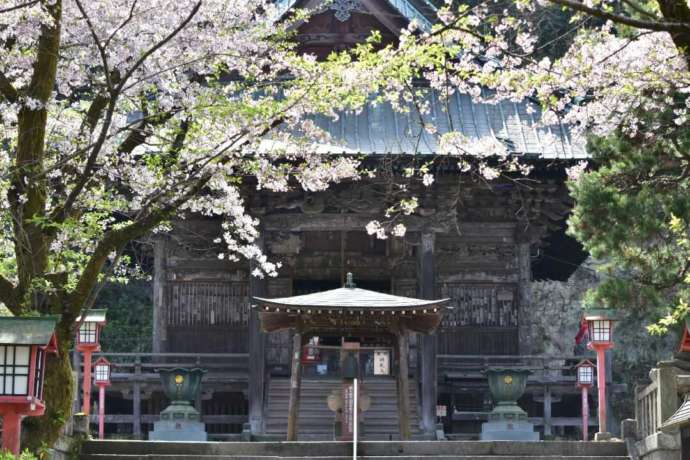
[528,258,679,424]
[527,261,599,356]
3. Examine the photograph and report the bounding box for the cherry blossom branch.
[73,0,113,90]
[103,0,138,49]
[52,3,201,229]
[115,1,202,93]
[548,0,690,32]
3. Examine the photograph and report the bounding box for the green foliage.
[97,281,152,353]
[0,451,38,460]
[568,105,690,334]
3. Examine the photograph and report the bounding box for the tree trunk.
[657,0,690,65]
[23,317,75,451]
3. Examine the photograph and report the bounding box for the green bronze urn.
[480,367,539,440]
[150,367,208,441]
[159,367,207,404]
[484,367,531,421]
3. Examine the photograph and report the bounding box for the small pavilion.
[253,273,450,440]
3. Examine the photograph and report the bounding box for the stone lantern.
[575,359,595,440]
[94,357,111,439]
[583,308,617,440]
[0,316,58,454]
[75,309,107,415]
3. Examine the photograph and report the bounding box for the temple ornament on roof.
[331,0,363,22]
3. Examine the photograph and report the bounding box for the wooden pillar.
[72,349,82,414]
[286,331,303,441]
[517,242,532,355]
[543,386,552,437]
[418,231,437,435]
[397,327,411,440]
[132,355,142,439]
[249,234,267,435]
[152,237,168,353]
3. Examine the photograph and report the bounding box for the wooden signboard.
[373,349,390,376]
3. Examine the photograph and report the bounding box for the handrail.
[437,354,594,360]
[353,378,358,460]
[92,352,249,358]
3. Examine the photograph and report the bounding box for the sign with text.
[373,349,390,376]
[341,382,354,441]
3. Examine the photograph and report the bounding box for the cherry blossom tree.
[0,0,418,445]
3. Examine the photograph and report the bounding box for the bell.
[342,352,359,379]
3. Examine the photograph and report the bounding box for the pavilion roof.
[0,316,59,346]
[255,275,448,334]
[253,275,449,312]
[76,309,107,325]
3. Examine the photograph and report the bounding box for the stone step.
[82,456,629,460]
[265,377,421,440]
[81,441,628,458]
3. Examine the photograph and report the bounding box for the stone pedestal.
[635,432,681,460]
[149,402,207,441]
[480,404,539,441]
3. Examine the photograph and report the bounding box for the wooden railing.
[437,353,593,384]
[86,352,250,377]
[73,351,250,439]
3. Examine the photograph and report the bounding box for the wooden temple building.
[87,0,600,441]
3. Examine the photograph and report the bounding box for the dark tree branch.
[73,0,113,90]
[103,0,138,49]
[549,0,690,32]
[65,175,211,320]
[0,0,39,14]
[621,0,659,20]
[0,275,19,313]
[0,70,19,103]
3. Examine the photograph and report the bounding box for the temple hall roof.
[306,89,587,159]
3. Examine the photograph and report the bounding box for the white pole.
[353,378,358,460]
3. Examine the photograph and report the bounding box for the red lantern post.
[584,310,616,440]
[575,359,595,440]
[75,309,107,416]
[0,317,58,454]
[94,357,111,439]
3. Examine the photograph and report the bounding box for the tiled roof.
[275,0,436,30]
[0,316,59,345]
[306,89,588,159]
[662,396,690,430]
[76,309,107,324]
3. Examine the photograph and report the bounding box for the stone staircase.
[264,377,422,440]
[80,440,630,460]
